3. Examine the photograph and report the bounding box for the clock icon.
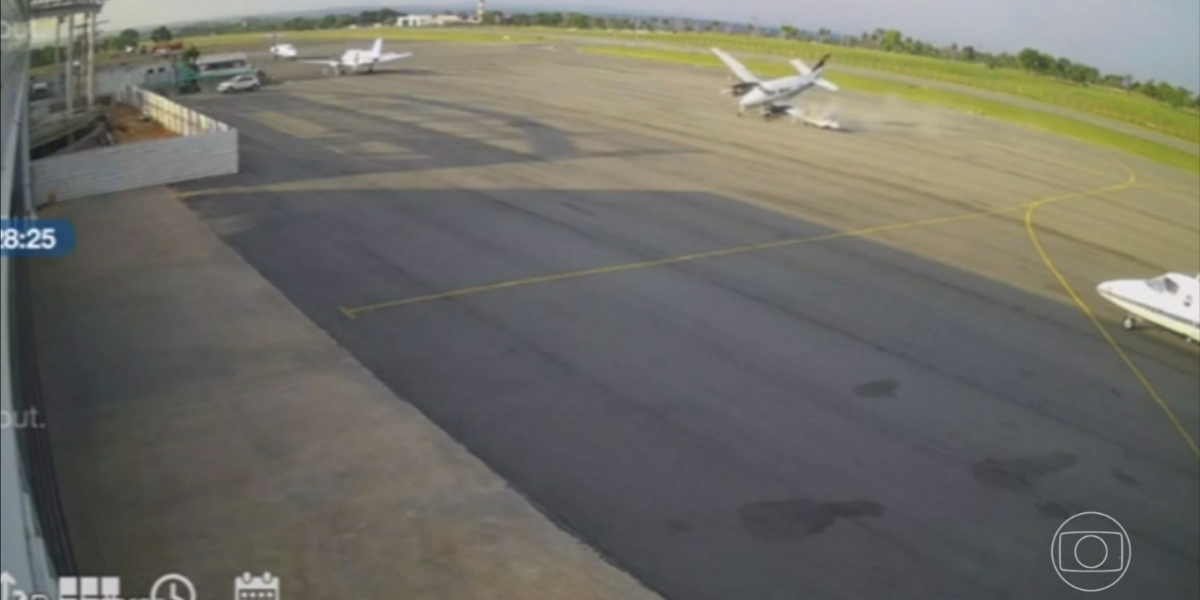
[149,574,196,600]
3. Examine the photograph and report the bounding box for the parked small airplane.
[712,47,839,122]
[269,42,297,59]
[1096,272,1199,343]
[267,33,297,59]
[300,38,412,75]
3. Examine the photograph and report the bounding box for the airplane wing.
[814,78,839,91]
[300,58,339,67]
[376,51,413,63]
[711,48,759,83]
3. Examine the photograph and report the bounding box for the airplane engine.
[727,82,756,97]
[762,105,791,119]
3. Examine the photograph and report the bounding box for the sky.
[70,0,1200,90]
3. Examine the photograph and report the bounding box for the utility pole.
[66,13,75,115]
[86,13,96,107]
[55,16,63,99]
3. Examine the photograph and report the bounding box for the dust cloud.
[803,92,960,138]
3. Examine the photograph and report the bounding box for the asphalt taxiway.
[83,42,1200,599]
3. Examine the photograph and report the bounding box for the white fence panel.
[116,84,230,136]
[32,131,237,205]
[32,86,238,204]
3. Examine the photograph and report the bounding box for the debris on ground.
[105,103,178,144]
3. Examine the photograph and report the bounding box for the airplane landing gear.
[1122,315,1137,330]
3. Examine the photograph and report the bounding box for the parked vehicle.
[30,81,51,100]
[217,74,260,93]
[153,41,184,55]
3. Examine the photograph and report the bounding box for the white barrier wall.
[31,86,237,205]
[30,132,237,204]
[116,85,232,137]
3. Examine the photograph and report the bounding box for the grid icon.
[59,577,122,600]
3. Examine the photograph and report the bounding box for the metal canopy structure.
[29,0,103,19]
[31,0,107,119]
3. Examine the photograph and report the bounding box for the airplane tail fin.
[789,59,813,76]
[792,54,832,76]
[810,54,837,90]
[371,38,383,57]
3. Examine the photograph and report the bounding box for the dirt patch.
[106,103,178,144]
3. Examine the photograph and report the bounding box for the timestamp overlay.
[0,218,76,258]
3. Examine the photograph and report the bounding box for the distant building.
[397,13,471,26]
[397,14,432,26]
[153,40,185,55]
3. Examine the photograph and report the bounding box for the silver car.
[217,74,260,93]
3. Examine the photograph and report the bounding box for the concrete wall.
[31,85,237,205]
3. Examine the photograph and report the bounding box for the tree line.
[31,26,170,68]
[169,9,469,37]
[482,13,1200,111]
[34,9,1198,110]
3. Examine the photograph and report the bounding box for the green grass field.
[554,29,1200,145]
[581,46,1200,175]
[59,28,1195,174]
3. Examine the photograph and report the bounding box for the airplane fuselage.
[1097,274,1200,343]
[269,44,297,59]
[739,75,817,109]
[300,39,408,76]
[338,49,380,71]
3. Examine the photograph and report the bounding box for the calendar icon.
[234,573,279,600]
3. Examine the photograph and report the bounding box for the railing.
[3,1,71,595]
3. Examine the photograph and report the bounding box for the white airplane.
[1096,272,1199,343]
[712,47,839,123]
[300,38,412,75]
[269,42,297,60]
[267,33,297,60]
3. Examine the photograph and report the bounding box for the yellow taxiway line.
[339,178,1133,318]
[336,148,1198,460]
[1023,155,1199,459]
